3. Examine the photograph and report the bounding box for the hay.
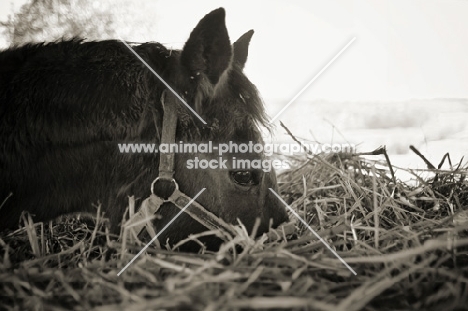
[1,146,467,310]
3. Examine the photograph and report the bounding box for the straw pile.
[1,143,467,310]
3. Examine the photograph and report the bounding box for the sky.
[1,0,468,102]
[1,0,466,169]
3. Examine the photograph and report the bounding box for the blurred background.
[1,0,467,181]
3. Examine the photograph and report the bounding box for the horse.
[0,8,289,251]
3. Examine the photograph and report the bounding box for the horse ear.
[233,30,254,69]
[181,8,232,85]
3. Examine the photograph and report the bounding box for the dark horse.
[0,8,288,250]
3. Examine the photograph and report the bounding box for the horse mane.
[0,38,271,146]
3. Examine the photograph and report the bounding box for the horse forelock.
[202,67,270,143]
[146,46,270,145]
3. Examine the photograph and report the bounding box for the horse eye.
[230,170,259,186]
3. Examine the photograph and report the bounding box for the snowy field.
[267,98,468,181]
